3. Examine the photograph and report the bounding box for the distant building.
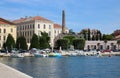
[113,29,120,40]
[84,40,118,50]
[79,28,102,40]
[0,18,16,49]
[54,24,69,37]
[54,24,62,37]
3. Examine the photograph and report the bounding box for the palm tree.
[104,40,107,50]
[117,40,120,50]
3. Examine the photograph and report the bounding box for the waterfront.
[0,56,120,78]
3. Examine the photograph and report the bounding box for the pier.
[0,63,32,78]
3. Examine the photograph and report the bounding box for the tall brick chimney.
[62,10,66,34]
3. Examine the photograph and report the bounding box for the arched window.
[94,45,96,49]
[107,45,110,49]
[87,45,90,51]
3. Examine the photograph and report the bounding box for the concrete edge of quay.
[0,62,33,78]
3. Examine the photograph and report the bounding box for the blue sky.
[0,0,120,34]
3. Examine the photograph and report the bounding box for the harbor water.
[0,56,120,78]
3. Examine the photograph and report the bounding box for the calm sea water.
[0,56,120,78]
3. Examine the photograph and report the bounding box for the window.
[20,26,22,30]
[28,31,29,36]
[17,27,19,31]
[107,45,110,49]
[29,31,31,36]
[49,25,51,29]
[11,28,13,32]
[28,25,29,29]
[33,24,34,29]
[4,29,6,33]
[44,24,46,29]
[30,24,32,29]
[0,29,1,33]
[49,31,51,36]
[3,36,6,40]
[54,30,56,33]
[38,24,40,28]
[23,26,24,30]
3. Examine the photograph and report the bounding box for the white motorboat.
[11,50,24,58]
[34,50,48,57]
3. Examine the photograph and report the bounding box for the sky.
[0,0,120,34]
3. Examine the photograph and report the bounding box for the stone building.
[13,11,69,48]
[0,18,16,49]
[13,16,54,48]
[84,40,118,51]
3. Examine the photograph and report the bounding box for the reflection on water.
[0,56,120,78]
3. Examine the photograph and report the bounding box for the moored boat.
[49,52,62,57]
[34,50,48,57]
[11,49,24,58]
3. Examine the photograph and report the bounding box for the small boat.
[34,50,48,57]
[70,52,78,56]
[96,51,102,57]
[11,50,24,58]
[11,53,24,58]
[49,52,62,57]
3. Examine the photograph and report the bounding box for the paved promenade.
[0,63,32,78]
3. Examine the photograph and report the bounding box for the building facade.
[13,16,69,49]
[54,24,69,37]
[84,40,118,50]
[13,16,54,48]
[0,18,16,49]
[79,28,102,40]
[113,29,120,40]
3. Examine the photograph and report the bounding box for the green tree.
[88,29,91,40]
[102,34,113,40]
[80,30,87,40]
[56,39,69,50]
[69,29,75,34]
[16,36,27,50]
[63,36,75,46]
[92,35,95,40]
[72,38,85,50]
[99,31,102,40]
[2,42,6,50]
[117,40,120,50]
[6,34,15,51]
[39,32,50,49]
[16,37,20,50]
[30,34,39,49]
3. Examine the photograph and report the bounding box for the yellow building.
[13,16,69,48]
[0,18,16,49]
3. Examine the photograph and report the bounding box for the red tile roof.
[13,16,52,23]
[54,24,62,28]
[0,18,14,25]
